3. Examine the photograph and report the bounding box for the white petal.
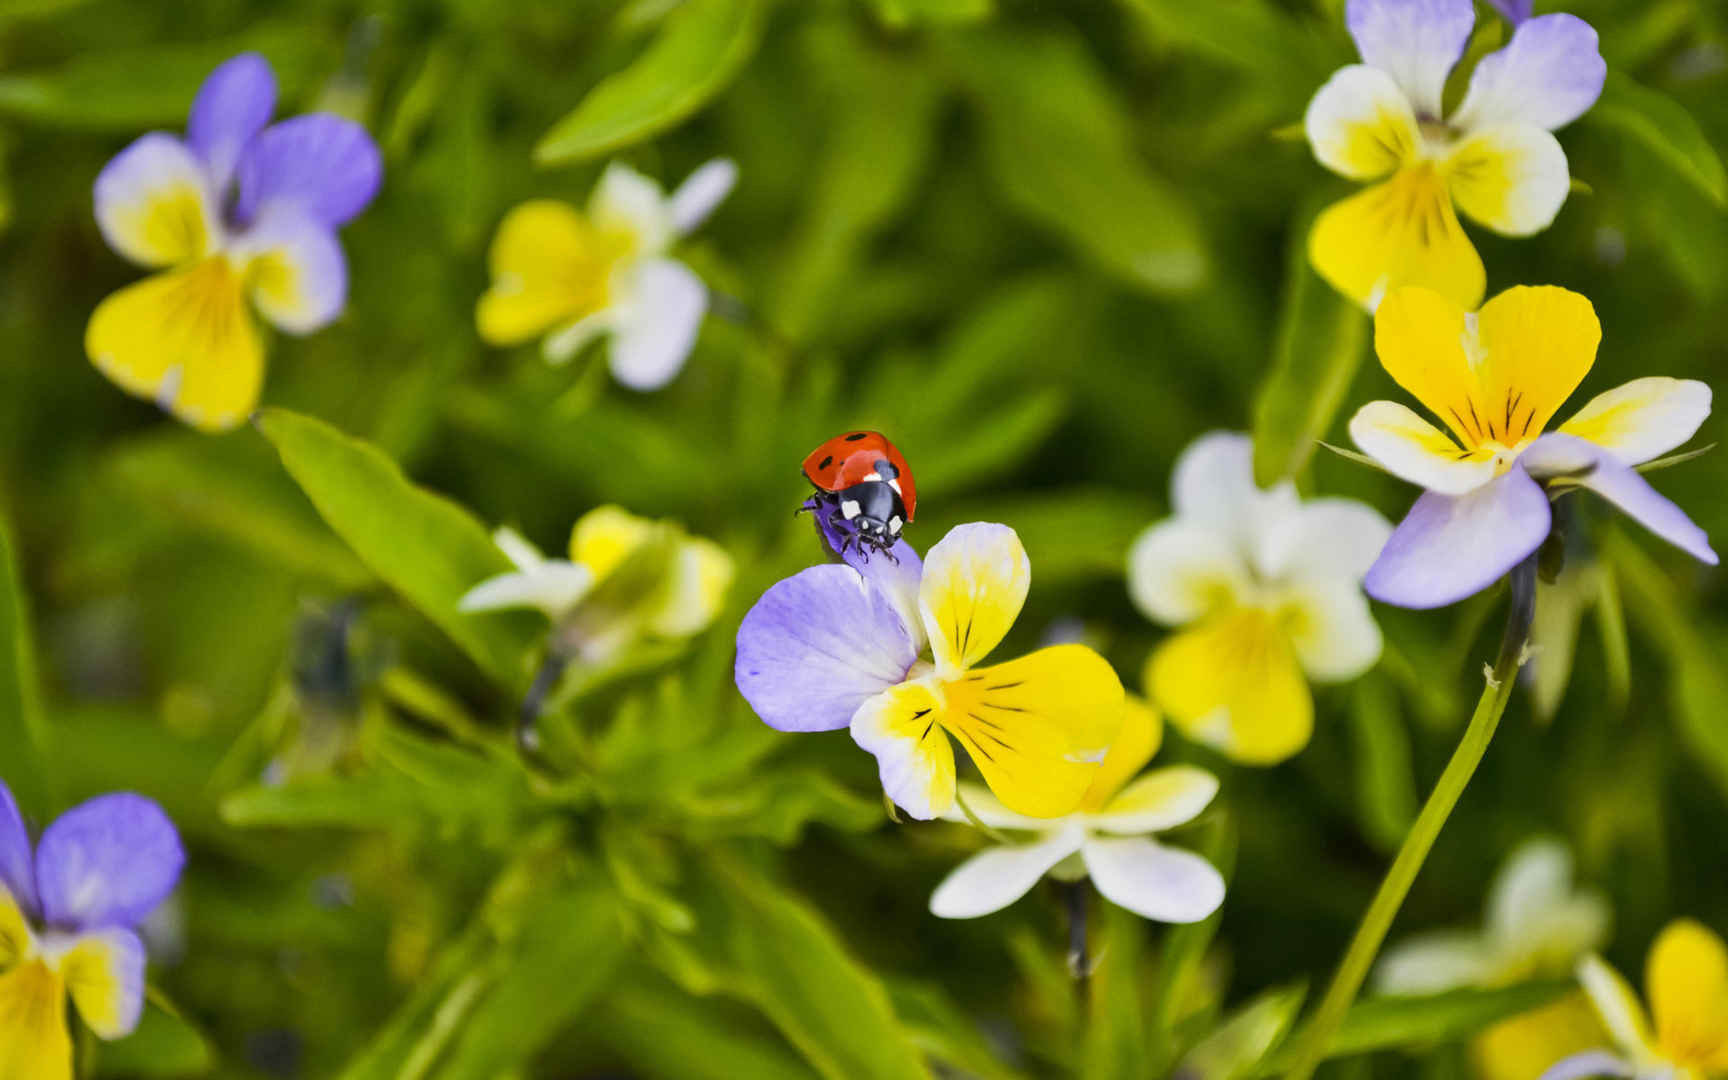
[1258,497,1393,585]
[491,526,546,571]
[1305,64,1421,180]
[929,828,1084,919]
[94,133,220,268]
[1374,928,1492,995]
[1126,520,1251,627]
[1485,838,1574,943]
[1349,400,1500,495]
[850,680,954,821]
[589,162,672,254]
[1558,377,1712,466]
[1535,1052,1634,1080]
[1576,955,1657,1060]
[458,564,592,619]
[543,310,616,366]
[607,258,707,390]
[1276,578,1384,682]
[1452,14,1607,133]
[668,158,737,235]
[644,537,733,638]
[1445,124,1570,236]
[940,782,1046,831]
[1081,836,1225,924]
[1089,766,1219,835]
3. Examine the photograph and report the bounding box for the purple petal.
[807,497,926,651]
[36,793,184,931]
[1453,14,1606,132]
[1366,468,1551,609]
[1485,0,1533,25]
[0,780,37,917]
[1523,433,1717,566]
[735,564,918,733]
[232,113,382,229]
[1346,0,1476,117]
[187,52,277,195]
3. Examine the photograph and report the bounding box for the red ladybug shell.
[802,431,917,522]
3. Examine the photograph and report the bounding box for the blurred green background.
[2,0,1726,1076]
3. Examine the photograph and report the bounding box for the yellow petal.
[1148,607,1313,766]
[1304,64,1421,181]
[85,258,265,432]
[1372,286,1482,446]
[941,644,1125,818]
[919,523,1030,678]
[1309,165,1485,313]
[0,960,72,1080]
[476,199,618,346]
[1558,377,1713,467]
[1444,125,1570,237]
[1470,992,1607,1080]
[1347,400,1499,495]
[570,505,655,579]
[0,886,28,970]
[1648,919,1728,1068]
[1472,285,1601,444]
[93,135,217,268]
[54,931,144,1041]
[850,679,956,821]
[1078,696,1163,813]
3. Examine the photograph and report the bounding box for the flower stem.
[1283,557,1537,1080]
[518,650,571,752]
[1064,879,1090,983]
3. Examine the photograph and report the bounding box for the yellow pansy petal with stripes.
[943,644,1125,818]
[1078,696,1162,813]
[93,134,218,269]
[1309,166,1485,313]
[1559,377,1712,467]
[85,258,265,432]
[850,680,956,821]
[918,522,1030,678]
[0,960,72,1080]
[1148,607,1313,766]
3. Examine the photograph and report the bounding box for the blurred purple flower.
[88,53,382,431]
[0,780,184,1073]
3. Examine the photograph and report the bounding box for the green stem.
[1283,558,1537,1080]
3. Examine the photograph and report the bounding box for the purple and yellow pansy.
[88,52,381,431]
[0,780,184,1080]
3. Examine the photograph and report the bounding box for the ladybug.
[801,431,916,556]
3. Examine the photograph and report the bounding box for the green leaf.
[256,409,541,689]
[941,28,1207,294]
[1180,983,1306,1080]
[673,854,935,1080]
[1120,0,1333,84]
[534,0,765,164]
[96,997,216,1076]
[862,0,992,29]
[0,510,48,813]
[888,980,1031,1080]
[1349,675,1416,853]
[923,489,1157,587]
[587,971,821,1080]
[1080,899,1149,1080]
[1250,204,1368,486]
[1257,982,1568,1074]
[1587,71,1728,208]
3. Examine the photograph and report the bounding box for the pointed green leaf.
[255,408,541,689]
[534,0,765,164]
[1587,71,1727,207]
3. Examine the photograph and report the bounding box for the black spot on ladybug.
[818,455,833,470]
[844,432,868,441]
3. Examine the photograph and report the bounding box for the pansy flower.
[88,52,382,431]
[929,698,1225,924]
[1127,432,1391,766]
[476,158,736,391]
[0,781,184,1079]
[461,505,734,663]
[1305,0,1605,310]
[735,522,1124,820]
[1540,919,1728,1079]
[1348,285,1716,610]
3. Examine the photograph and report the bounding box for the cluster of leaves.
[1,0,1726,1076]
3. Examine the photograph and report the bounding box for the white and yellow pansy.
[1127,432,1390,765]
[88,52,380,431]
[461,504,733,663]
[476,159,735,390]
[1541,919,1728,1080]
[737,522,1125,821]
[1305,0,1605,310]
[929,698,1225,924]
